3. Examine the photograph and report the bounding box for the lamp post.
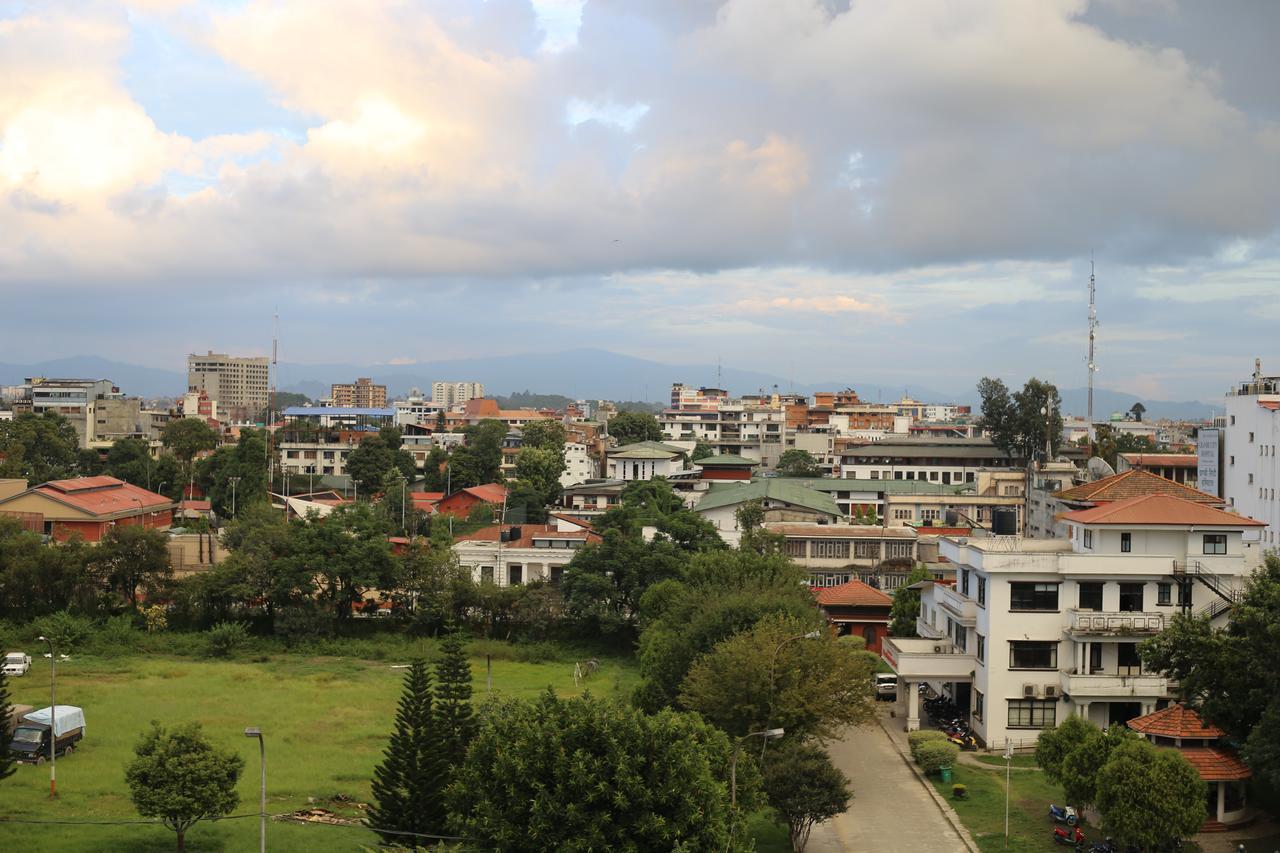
[229,476,240,518]
[728,728,784,853]
[399,474,408,536]
[1004,740,1013,848]
[244,727,265,853]
[36,635,56,798]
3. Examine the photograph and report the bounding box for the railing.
[1173,560,1241,616]
[1067,609,1166,634]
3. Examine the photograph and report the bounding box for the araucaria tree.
[367,659,448,844]
[0,671,16,782]
[124,722,244,852]
[434,626,476,774]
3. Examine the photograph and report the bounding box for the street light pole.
[244,727,265,853]
[229,476,240,518]
[36,635,55,798]
[728,728,785,853]
[1004,740,1013,848]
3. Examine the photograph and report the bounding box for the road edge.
[876,714,981,853]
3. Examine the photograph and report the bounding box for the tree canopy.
[345,426,416,498]
[160,418,218,464]
[0,411,81,482]
[367,659,448,843]
[777,449,821,478]
[976,376,1062,462]
[1095,738,1206,850]
[606,411,663,446]
[762,739,852,853]
[448,419,507,488]
[888,564,934,637]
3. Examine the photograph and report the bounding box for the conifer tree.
[367,659,447,843]
[434,624,476,773]
[0,671,15,782]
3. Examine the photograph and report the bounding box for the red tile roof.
[24,477,172,518]
[1119,453,1199,468]
[1127,704,1224,740]
[1062,493,1265,527]
[814,579,893,608]
[1178,747,1251,782]
[1054,469,1222,506]
[460,483,507,504]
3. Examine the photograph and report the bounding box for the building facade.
[187,352,269,422]
[1223,362,1280,549]
[331,378,387,408]
[452,518,600,585]
[23,377,122,448]
[432,381,484,407]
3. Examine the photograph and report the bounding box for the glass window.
[961,568,970,596]
[508,565,523,586]
[480,566,494,583]
[977,577,986,607]
[785,540,807,558]
[1078,582,1103,611]
[1117,643,1142,674]
[1009,641,1058,670]
[974,690,984,721]
[1157,583,1172,606]
[1120,532,1131,553]
[1203,534,1227,555]
[976,634,985,664]
[1007,699,1056,729]
[1010,582,1059,611]
[1178,583,1192,607]
[1118,583,1144,612]
[1088,643,1102,674]
[1083,529,1093,548]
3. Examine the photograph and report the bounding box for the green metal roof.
[695,480,841,517]
[608,440,687,460]
[694,454,760,467]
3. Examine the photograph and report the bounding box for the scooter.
[1048,804,1079,826]
[1052,825,1086,848]
[948,732,978,750]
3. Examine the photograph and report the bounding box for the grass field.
[971,753,1040,769]
[1,645,647,851]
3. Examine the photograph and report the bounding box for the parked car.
[875,673,898,700]
[9,706,85,764]
[2,652,31,677]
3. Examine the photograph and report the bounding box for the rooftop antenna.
[717,356,723,391]
[1087,258,1097,441]
[268,311,278,489]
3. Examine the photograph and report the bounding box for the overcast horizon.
[4,1,1280,402]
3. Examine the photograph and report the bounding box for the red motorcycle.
[1053,825,1086,848]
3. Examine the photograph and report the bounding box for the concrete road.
[807,718,969,853]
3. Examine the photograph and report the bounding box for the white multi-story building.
[1223,362,1280,549]
[561,442,596,487]
[451,517,599,586]
[834,438,1022,485]
[432,381,484,407]
[187,352,269,422]
[659,403,787,466]
[605,441,691,481]
[393,394,449,427]
[884,493,1263,750]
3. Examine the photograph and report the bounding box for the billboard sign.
[1197,428,1221,497]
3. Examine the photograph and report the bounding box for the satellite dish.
[1086,456,1116,481]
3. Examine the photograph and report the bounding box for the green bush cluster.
[914,739,959,774]
[907,729,949,762]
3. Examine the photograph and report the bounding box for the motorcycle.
[1048,804,1079,826]
[948,732,978,750]
[1053,825,1086,848]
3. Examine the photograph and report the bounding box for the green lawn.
[1,647,641,852]
[971,753,1040,769]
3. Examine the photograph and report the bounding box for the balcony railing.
[1060,668,1169,698]
[1066,609,1167,635]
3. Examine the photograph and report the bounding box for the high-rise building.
[432,381,484,407]
[187,351,269,422]
[1223,360,1280,549]
[23,377,122,448]
[331,377,387,408]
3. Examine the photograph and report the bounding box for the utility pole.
[1087,259,1097,442]
[229,476,240,518]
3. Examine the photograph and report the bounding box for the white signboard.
[1197,428,1220,497]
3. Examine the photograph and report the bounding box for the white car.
[3,652,32,677]
[875,673,898,700]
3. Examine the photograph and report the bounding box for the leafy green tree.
[387,539,468,629]
[1095,738,1206,850]
[345,427,416,498]
[161,418,218,465]
[504,479,550,525]
[514,446,564,508]
[124,722,244,852]
[591,478,724,552]
[196,428,269,516]
[1128,402,1147,422]
[763,739,851,853]
[737,499,785,554]
[777,449,821,477]
[421,445,450,492]
[448,419,508,488]
[376,468,421,537]
[680,614,875,742]
[0,670,16,782]
[1035,714,1096,783]
[692,441,715,461]
[976,376,1062,462]
[1141,554,1280,791]
[1092,423,1158,468]
[0,519,93,619]
[447,691,743,852]
[888,564,934,637]
[561,528,684,639]
[285,502,394,620]
[367,659,448,843]
[519,420,566,454]
[89,524,172,609]
[434,626,476,774]
[0,411,80,482]
[76,448,105,476]
[106,438,155,488]
[606,411,663,446]
[1058,724,1138,812]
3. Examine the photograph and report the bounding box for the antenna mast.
[1087,260,1097,441]
[269,312,278,489]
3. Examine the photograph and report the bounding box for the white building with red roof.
[0,476,174,542]
[884,492,1264,750]
[451,515,600,586]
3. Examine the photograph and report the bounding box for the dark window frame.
[1118,583,1144,613]
[1010,582,1059,612]
[1120,532,1131,553]
[1157,582,1172,606]
[1007,699,1056,729]
[1203,534,1227,555]
[1078,582,1103,612]
[1009,640,1058,670]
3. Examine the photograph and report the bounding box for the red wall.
[701,469,754,480]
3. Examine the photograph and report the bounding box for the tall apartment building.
[187,352,269,422]
[24,377,122,448]
[1223,360,1280,548]
[432,381,484,407]
[331,377,387,408]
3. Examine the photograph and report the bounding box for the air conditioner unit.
[933,644,945,654]
[1022,683,1038,698]
[1043,685,1059,699]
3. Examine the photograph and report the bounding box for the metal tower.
[1087,261,1097,440]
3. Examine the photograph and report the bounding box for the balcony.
[883,638,975,681]
[1059,668,1170,698]
[1065,609,1167,637]
[936,585,977,626]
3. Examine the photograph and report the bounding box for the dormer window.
[1120,532,1131,553]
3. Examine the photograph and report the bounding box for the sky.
[2,0,1279,403]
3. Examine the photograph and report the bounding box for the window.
[1250,473,1255,485]
[961,568,970,596]
[976,634,985,664]
[886,541,913,559]
[1249,432,1255,443]
[977,577,986,607]
[1008,699,1056,729]
[1231,415,1236,425]
[893,508,913,520]
[1178,583,1193,608]
[921,508,940,521]
[785,540,807,558]
[1083,529,1093,549]
[1078,582,1103,611]
[974,690,984,721]
[1203,534,1227,555]
[1120,532,1131,553]
[1010,582,1059,611]
[854,540,880,559]
[1118,583,1144,612]
[550,566,564,585]
[1009,641,1058,669]
[480,566,494,583]
[1117,643,1142,675]
[1230,455,1235,465]
[1088,643,1103,674]
[508,565,523,586]
[1157,582,1172,606]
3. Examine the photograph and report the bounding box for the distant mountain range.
[0,350,1219,420]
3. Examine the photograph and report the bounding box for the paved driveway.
[807,717,969,853]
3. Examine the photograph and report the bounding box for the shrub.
[143,605,168,633]
[89,615,141,654]
[33,610,94,653]
[914,740,959,774]
[952,783,967,799]
[512,641,562,664]
[908,729,949,761]
[205,622,249,658]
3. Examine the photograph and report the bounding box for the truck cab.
[8,706,85,764]
[2,652,31,677]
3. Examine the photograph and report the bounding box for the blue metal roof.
[282,407,396,417]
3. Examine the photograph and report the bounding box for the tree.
[367,659,448,843]
[777,449,821,478]
[1128,402,1147,422]
[448,419,507,489]
[89,524,172,609]
[976,377,1062,462]
[1034,714,1096,783]
[124,722,243,852]
[76,448,105,476]
[1058,724,1137,812]
[519,420,566,454]
[606,411,663,446]
[504,479,550,525]
[0,411,80,483]
[514,446,564,509]
[561,528,684,639]
[763,739,851,853]
[447,691,743,852]
[888,564,934,637]
[679,614,875,742]
[1092,423,1157,468]
[420,445,451,492]
[1141,554,1280,791]
[434,626,476,774]
[286,503,394,620]
[0,670,16,782]
[346,428,415,498]
[692,441,715,461]
[737,499,785,554]
[1095,738,1206,850]
[196,428,269,517]
[388,539,469,628]
[161,418,218,465]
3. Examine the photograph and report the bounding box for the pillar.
[1078,702,1091,723]
[907,681,921,732]
[1216,781,1225,823]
